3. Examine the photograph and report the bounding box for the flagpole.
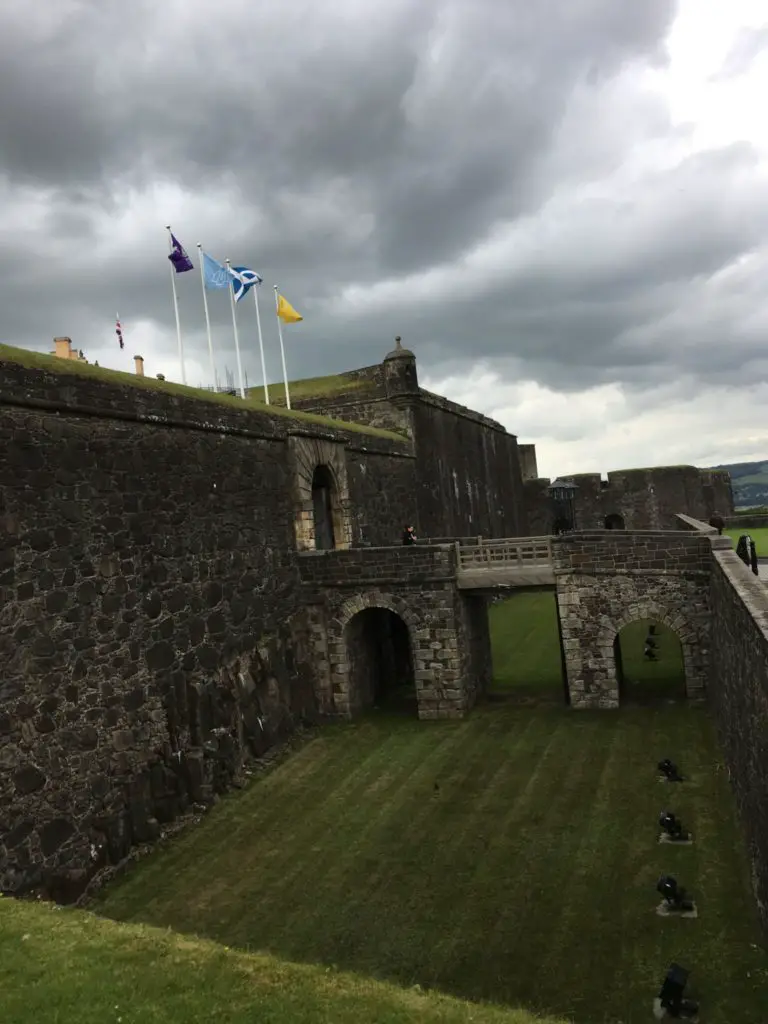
[252,287,270,404]
[166,224,187,385]
[226,259,247,400]
[274,285,291,409]
[197,243,216,389]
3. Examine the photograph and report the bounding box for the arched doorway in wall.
[311,465,337,550]
[345,607,416,713]
[604,513,625,530]
[613,618,685,704]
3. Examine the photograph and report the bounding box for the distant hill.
[709,460,768,509]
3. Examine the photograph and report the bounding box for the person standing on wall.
[402,525,416,545]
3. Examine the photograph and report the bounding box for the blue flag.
[203,252,230,289]
[230,265,263,303]
[168,233,194,273]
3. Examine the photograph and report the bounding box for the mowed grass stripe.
[488,593,563,695]
[299,712,554,981]
[277,710,570,987]
[102,719,473,936]
[99,733,344,916]
[432,714,622,1007]
[534,712,667,1019]
[421,710,574,955]
[265,718,487,950]
[101,726,401,922]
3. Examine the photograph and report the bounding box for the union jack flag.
[116,315,124,349]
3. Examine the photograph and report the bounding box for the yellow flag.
[277,293,303,323]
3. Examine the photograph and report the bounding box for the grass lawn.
[98,700,767,1022]
[723,526,768,557]
[488,591,564,701]
[0,898,563,1024]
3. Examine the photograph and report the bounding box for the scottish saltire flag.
[168,233,194,273]
[203,252,230,290]
[229,265,263,303]
[115,316,124,349]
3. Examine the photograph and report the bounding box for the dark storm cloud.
[4,0,762,428]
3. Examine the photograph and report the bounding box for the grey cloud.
[715,24,768,80]
[3,0,762,445]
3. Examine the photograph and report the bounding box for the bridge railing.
[456,536,553,570]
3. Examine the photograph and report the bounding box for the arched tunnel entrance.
[613,618,685,704]
[345,608,416,713]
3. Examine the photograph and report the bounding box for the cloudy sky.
[2,0,767,477]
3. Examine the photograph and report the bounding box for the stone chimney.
[52,337,87,363]
[53,337,73,359]
[134,355,145,377]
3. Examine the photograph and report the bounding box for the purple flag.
[168,233,194,273]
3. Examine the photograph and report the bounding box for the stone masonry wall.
[297,546,484,719]
[553,532,712,708]
[709,549,768,934]
[0,357,416,901]
[525,466,733,534]
[410,398,528,540]
[281,363,415,438]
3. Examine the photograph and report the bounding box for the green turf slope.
[0,897,566,1024]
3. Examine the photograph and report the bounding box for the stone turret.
[383,336,418,398]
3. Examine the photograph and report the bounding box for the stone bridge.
[298,525,722,719]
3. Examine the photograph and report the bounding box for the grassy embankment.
[0,343,398,441]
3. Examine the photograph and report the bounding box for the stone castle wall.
[553,531,712,708]
[524,464,733,534]
[708,548,768,933]
[0,359,418,900]
[292,355,529,540]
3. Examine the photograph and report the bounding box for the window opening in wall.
[613,619,685,704]
[345,608,416,713]
[311,464,337,551]
[604,513,625,530]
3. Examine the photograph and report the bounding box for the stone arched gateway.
[324,589,478,720]
[557,584,709,709]
[595,601,706,706]
[338,593,418,714]
[553,531,712,710]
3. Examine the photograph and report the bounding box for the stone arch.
[595,601,703,704]
[604,512,625,530]
[328,592,421,716]
[288,436,352,551]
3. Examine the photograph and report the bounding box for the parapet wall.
[709,549,768,933]
[525,464,733,534]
